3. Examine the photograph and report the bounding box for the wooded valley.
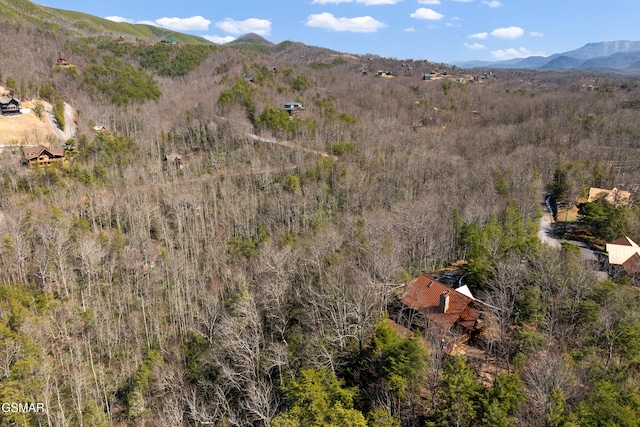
[0,6,640,426]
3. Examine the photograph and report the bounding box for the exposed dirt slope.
[0,105,57,146]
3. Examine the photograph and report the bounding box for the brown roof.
[0,97,20,105]
[401,274,480,331]
[588,187,632,206]
[610,236,638,247]
[23,145,64,160]
[623,253,640,275]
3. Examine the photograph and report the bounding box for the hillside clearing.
[0,107,57,146]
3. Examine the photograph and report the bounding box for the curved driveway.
[538,211,599,261]
[44,102,76,141]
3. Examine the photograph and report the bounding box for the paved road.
[64,103,76,138]
[44,103,76,141]
[538,206,601,263]
[538,211,561,249]
[45,105,65,140]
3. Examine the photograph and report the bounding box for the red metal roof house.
[399,274,482,342]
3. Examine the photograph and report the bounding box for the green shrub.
[81,56,161,105]
[328,141,356,156]
[257,107,292,134]
[125,350,163,419]
[79,132,138,169]
[228,236,258,259]
[218,78,256,122]
[291,75,310,92]
[182,335,213,382]
[53,97,65,130]
[516,329,548,352]
[139,44,212,77]
[283,174,301,194]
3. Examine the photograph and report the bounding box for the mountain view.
[456,40,640,74]
[0,1,639,426]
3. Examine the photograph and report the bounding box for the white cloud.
[491,47,544,60]
[411,8,445,20]
[312,0,401,4]
[105,16,134,24]
[105,16,161,27]
[357,0,402,4]
[215,18,272,36]
[452,0,473,2]
[469,32,488,39]
[418,0,441,4]
[464,42,486,50]
[305,13,387,32]
[137,20,159,27]
[490,26,524,39]
[447,18,461,27]
[529,31,544,37]
[405,27,417,32]
[203,35,236,44]
[492,48,521,60]
[155,16,211,31]
[481,0,501,7]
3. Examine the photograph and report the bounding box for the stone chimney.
[439,291,450,313]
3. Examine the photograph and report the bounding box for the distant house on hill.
[22,145,64,167]
[606,236,640,276]
[160,39,178,44]
[0,97,21,115]
[588,187,632,207]
[396,274,482,344]
[284,102,306,118]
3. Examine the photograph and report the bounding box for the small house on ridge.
[284,102,306,118]
[0,97,21,115]
[23,145,65,167]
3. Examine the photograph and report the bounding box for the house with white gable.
[606,236,640,276]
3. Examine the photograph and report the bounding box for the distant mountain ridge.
[8,1,640,75]
[1,2,340,61]
[1,0,213,43]
[456,41,640,74]
[562,41,640,59]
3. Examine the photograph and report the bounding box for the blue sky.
[35,0,639,63]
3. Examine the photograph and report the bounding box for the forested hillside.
[1,4,640,426]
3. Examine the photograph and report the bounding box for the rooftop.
[402,274,480,331]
